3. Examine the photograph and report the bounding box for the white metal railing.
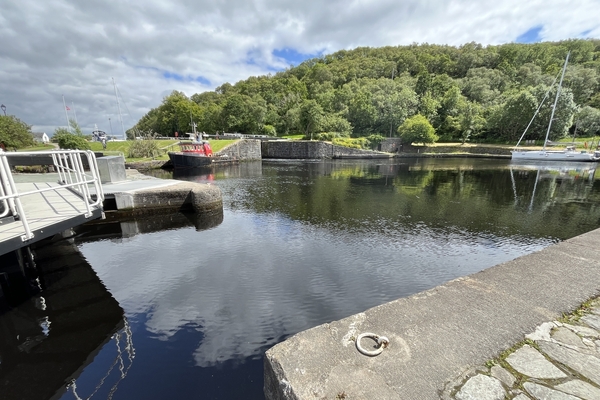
[0,149,105,241]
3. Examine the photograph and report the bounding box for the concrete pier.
[103,171,222,215]
[264,228,600,399]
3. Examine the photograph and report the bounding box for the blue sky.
[273,48,321,67]
[516,26,544,43]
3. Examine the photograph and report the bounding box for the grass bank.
[86,139,238,162]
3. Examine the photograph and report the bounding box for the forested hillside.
[133,39,600,144]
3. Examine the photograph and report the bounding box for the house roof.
[32,132,48,139]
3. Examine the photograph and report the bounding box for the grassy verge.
[282,134,304,140]
[86,139,238,162]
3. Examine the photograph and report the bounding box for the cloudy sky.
[1,0,598,136]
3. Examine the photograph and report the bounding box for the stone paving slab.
[443,298,600,400]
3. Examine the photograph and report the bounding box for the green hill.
[133,39,600,145]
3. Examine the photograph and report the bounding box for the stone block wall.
[261,140,391,159]
[380,138,403,153]
[413,145,512,156]
[215,139,262,160]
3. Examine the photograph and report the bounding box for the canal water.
[1,158,599,399]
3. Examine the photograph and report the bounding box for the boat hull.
[168,152,213,169]
[511,150,599,162]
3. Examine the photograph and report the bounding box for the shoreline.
[127,150,515,170]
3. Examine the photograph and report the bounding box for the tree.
[320,114,352,136]
[220,94,267,133]
[0,115,35,150]
[370,78,418,137]
[347,89,377,135]
[461,67,508,105]
[532,86,577,141]
[53,120,90,150]
[564,65,599,104]
[459,102,485,144]
[263,124,277,136]
[299,100,324,139]
[486,89,539,142]
[397,114,438,144]
[575,106,600,137]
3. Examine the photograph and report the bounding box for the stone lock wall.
[261,140,391,159]
[216,139,262,160]
[403,144,512,156]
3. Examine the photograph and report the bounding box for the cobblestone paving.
[442,298,600,400]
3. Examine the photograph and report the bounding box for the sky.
[0,0,599,137]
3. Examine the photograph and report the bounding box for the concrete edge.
[264,228,600,399]
[112,181,223,214]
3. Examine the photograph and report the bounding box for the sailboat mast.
[113,77,126,140]
[543,52,570,151]
[62,95,70,132]
[70,102,78,127]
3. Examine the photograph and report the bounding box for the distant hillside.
[133,39,600,144]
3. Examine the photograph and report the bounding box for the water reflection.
[0,240,127,400]
[509,161,597,213]
[75,210,224,242]
[112,160,600,376]
[4,159,597,400]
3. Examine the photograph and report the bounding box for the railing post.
[0,151,34,240]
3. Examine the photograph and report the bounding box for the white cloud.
[0,0,598,135]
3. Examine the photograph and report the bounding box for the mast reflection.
[0,238,129,400]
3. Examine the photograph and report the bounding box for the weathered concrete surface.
[264,228,600,400]
[97,169,223,216]
[112,181,222,214]
[97,155,127,183]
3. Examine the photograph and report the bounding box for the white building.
[32,132,50,144]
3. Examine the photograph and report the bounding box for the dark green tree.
[575,106,600,137]
[0,115,35,150]
[299,99,324,139]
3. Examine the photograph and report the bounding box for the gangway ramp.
[0,149,105,256]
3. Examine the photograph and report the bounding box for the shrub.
[263,125,277,136]
[366,134,385,150]
[333,137,369,149]
[397,114,438,144]
[312,132,350,141]
[53,129,91,150]
[127,131,160,158]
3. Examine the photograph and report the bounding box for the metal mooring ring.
[355,332,389,356]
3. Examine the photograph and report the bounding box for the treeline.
[133,39,600,143]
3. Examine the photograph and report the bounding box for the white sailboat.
[511,52,600,162]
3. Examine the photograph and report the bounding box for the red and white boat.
[168,137,213,169]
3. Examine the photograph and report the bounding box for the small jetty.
[0,150,105,256]
[0,150,223,257]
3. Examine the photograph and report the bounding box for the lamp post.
[1,104,6,116]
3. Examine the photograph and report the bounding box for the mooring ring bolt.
[356,332,390,356]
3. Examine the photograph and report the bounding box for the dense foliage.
[0,115,35,150]
[133,39,600,144]
[53,120,91,150]
[398,114,438,144]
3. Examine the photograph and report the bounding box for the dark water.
[1,158,599,399]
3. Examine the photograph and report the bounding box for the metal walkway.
[0,149,105,256]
